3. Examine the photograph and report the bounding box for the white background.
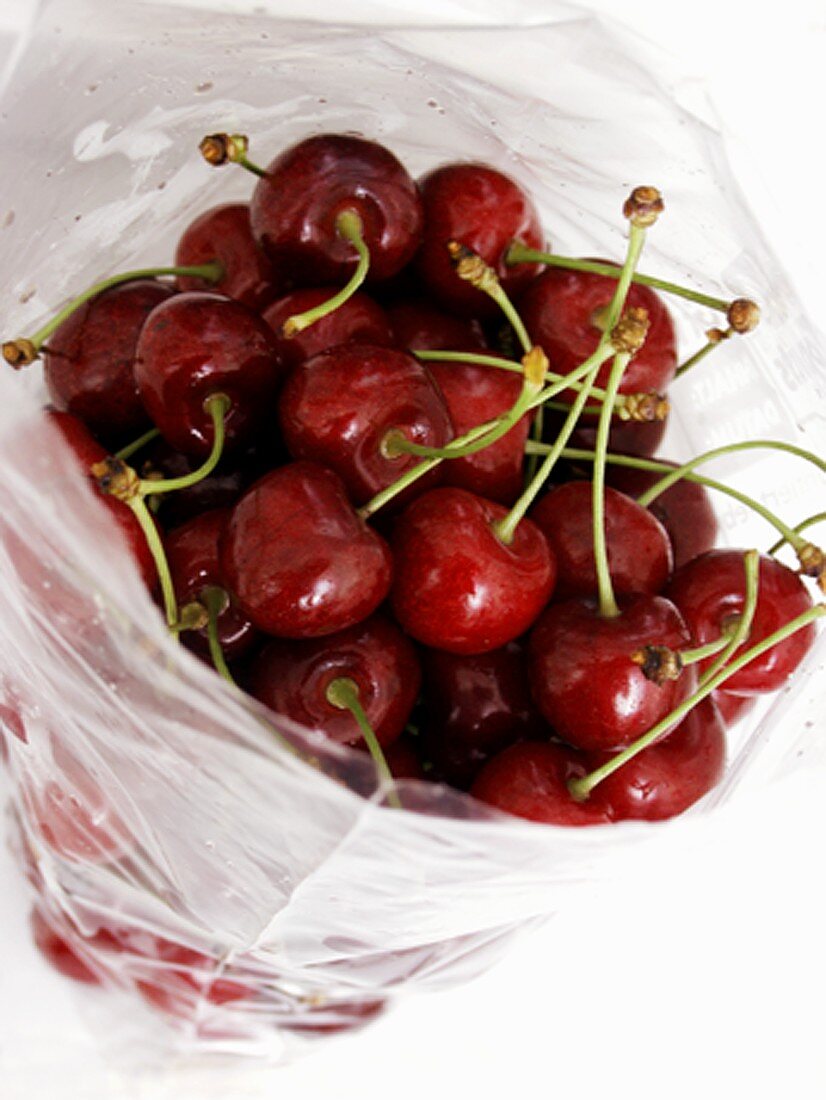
[1,1,826,1098]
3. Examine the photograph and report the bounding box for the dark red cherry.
[387,298,488,353]
[165,509,257,662]
[427,357,530,505]
[127,936,250,1016]
[175,202,283,310]
[606,459,719,568]
[278,343,452,506]
[48,410,157,590]
[471,741,612,826]
[590,697,726,821]
[566,412,668,460]
[220,462,392,638]
[248,615,419,748]
[519,266,677,396]
[529,595,695,751]
[666,550,816,695]
[250,134,423,284]
[43,279,173,441]
[416,163,543,317]
[282,998,387,1035]
[138,436,248,527]
[382,737,426,780]
[391,487,556,654]
[262,287,394,370]
[421,642,546,787]
[530,481,673,599]
[134,292,284,457]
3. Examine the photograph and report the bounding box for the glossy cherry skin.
[48,410,157,590]
[471,741,613,826]
[666,550,816,696]
[43,278,173,441]
[175,202,283,310]
[391,487,556,655]
[248,615,419,748]
[415,163,543,317]
[427,358,530,505]
[712,690,755,727]
[421,641,546,787]
[566,413,668,460]
[519,266,677,396]
[278,343,453,506]
[134,292,284,457]
[590,697,726,821]
[220,462,392,638]
[165,509,257,662]
[387,298,488,353]
[529,595,695,751]
[530,481,673,599]
[262,287,394,371]
[250,134,423,284]
[606,459,719,568]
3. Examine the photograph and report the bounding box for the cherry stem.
[201,585,236,686]
[592,353,632,619]
[2,263,224,365]
[126,495,177,628]
[324,678,401,809]
[170,600,209,634]
[679,630,738,665]
[700,550,760,687]
[115,427,161,463]
[569,601,826,802]
[769,512,826,555]
[504,243,730,314]
[139,394,230,497]
[674,330,731,379]
[540,446,808,552]
[281,210,369,338]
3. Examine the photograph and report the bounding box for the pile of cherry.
[4,130,825,843]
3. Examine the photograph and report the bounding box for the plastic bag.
[1,0,824,1063]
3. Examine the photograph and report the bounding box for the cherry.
[248,615,419,748]
[606,458,719,567]
[665,549,816,695]
[471,741,612,825]
[712,689,755,727]
[421,641,546,787]
[175,202,283,310]
[220,461,392,638]
[165,508,257,662]
[30,908,104,984]
[519,265,677,397]
[262,287,394,370]
[564,412,668,460]
[426,357,531,505]
[278,343,453,505]
[381,737,426,780]
[391,487,556,654]
[282,998,387,1035]
[43,278,173,441]
[387,298,488,353]
[138,436,249,527]
[127,936,250,1017]
[590,696,725,821]
[529,595,695,751]
[47,410,157,589]
[415,163,543,317]
[250,134,423,284]
[530,481,673,599]
[134,292,284,457]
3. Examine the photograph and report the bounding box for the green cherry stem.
[679,632,739,665]
[202,585,236,686]
[115,427,161,463]
[592,353,632,619]
[446,242,532,353]
[139,394,230,497]
[127,495,177,628]
[504,243,730,313]
[700,549,760,688]
[281,210,369,337]
[2,263,224,367]
[569,601,826,802]
[199,133,267,177]
[769,512,826,556]
[540,446,810,552]
[674,330,731,379]
[325,677,401,809]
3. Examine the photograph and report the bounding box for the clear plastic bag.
[1,0,824,1063]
